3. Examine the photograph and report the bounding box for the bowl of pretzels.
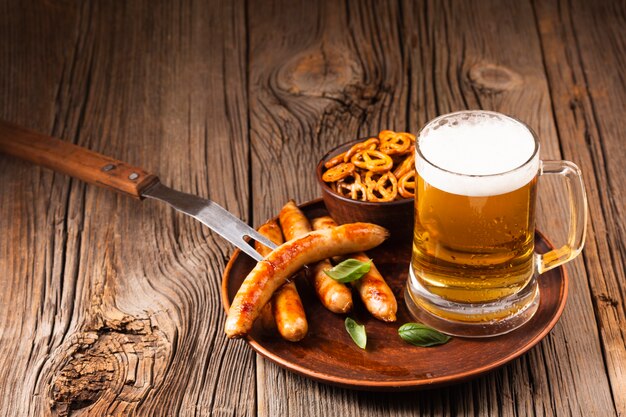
[316,130,416,243]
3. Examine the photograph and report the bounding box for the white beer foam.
[416,112,540,197]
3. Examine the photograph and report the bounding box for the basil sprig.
[324,258,371,283]
[398,323,451,347]
[345,317,367,349]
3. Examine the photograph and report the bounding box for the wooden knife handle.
[0,120,159,199]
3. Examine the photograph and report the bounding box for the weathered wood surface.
[0,0,623,416]
[0,1,255,416]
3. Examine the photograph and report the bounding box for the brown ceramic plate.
[221,199,568,391]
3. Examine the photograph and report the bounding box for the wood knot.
[48,314,169,416]
[598,294,619,307]
[468,63,522,93]
[50,333,117,414]
[276,46,359,98]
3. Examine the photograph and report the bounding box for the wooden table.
[1,1,624,416]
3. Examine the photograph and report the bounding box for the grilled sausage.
[225,222,389,338]
[311,259,353,313]
[254,220,284,332]
[348,252,397,322]
[255,221,284,258]
[271,200,310,341]
[281,202,353,314]
[272,282,307,341]
[310,216,337,231]
[278,200,312,240]
[311,216,397,322]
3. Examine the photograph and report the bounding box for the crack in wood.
[598,294,619,308]
[48,311,169,416]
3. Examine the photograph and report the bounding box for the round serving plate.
[221,199,567,391]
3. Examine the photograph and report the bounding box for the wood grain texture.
[0,0,624,416]
[533,0,626,414]
[0,121,158,199]
[0,0,255,416]
[249,0,617,416]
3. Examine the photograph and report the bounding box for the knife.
[0,120,276,261]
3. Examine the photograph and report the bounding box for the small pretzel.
[397,132,416,142]
[378,130,397,141]
[349,180,368,201]
[324,151,347,169]
[380,133,411,155]
[343,138,380,163]
[334,181,350,198]
[363,171,382,188]
[322,162,355,182]
[366,172,398,202]
[392,143,415,158]
[398,171,416,198]
[393,154,415,179]
[379,130,415,142]
[351,149,393,172]
[335,172,367,201]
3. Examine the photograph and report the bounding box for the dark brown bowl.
[316,139,414,243]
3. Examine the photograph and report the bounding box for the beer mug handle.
[536,160,588,273]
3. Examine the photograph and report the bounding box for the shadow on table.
[319,367,517,414]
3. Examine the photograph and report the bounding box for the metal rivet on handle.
[102,164,115,172]
[128,173,139,180]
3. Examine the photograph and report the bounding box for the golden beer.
[411,174,537,304]
[406,111,587,337]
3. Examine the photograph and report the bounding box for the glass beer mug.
[405,110,587,337]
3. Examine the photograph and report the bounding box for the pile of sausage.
[225,201,397,341]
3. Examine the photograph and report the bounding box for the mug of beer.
[405,110,587,337]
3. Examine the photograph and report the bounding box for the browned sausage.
[311,216,397,322]
[225,222,389,338]
[311,259,353,313]
[278,200,312,240]
[272,200,310,341]
[254,220,284,332]
[310,216,338,231]
[349,252,397,322]
[282,202,353,314]
[255,221,284,258]
[272,281,307,341]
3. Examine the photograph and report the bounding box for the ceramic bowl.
[315,139,414,243]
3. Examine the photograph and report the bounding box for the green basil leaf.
[398,323,451,347]
[345,317,367,349]
[324,258,372,283]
